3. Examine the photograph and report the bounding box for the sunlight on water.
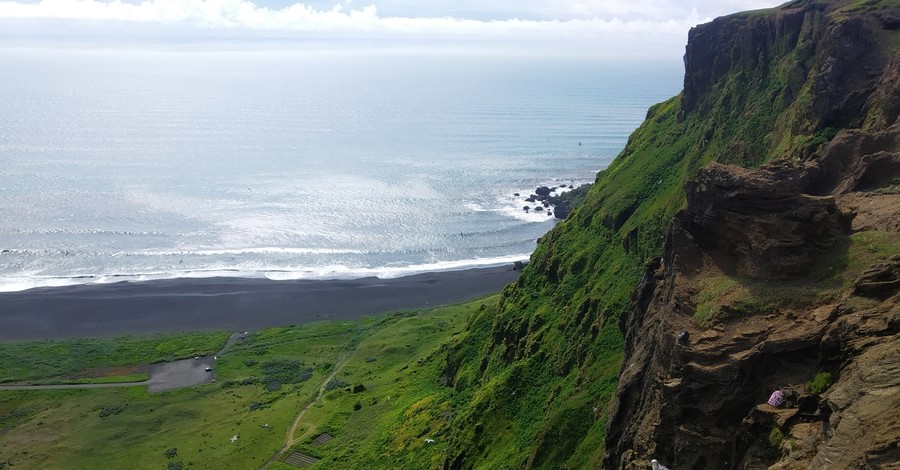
[0,47,682,291]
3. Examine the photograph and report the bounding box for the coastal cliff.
[604,1,899,468]
[429,0,899,468]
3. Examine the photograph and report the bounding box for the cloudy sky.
[0,0,782,55]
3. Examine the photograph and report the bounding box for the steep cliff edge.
[373,1,899,468]
[604,2,900,468]
[604,138,899,468]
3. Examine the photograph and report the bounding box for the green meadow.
[0,296,497,469]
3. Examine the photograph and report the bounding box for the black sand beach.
[0,266,521,341]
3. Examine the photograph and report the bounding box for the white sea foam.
[140,247,370,256]
[0,254,530,292]
[0,51,681,294]
[491,182,591,223]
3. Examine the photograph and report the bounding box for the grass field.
[0,297,495,469]
[0,332,231,384]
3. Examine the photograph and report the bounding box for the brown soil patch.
[72,365,147,379]
[838,192,900,232]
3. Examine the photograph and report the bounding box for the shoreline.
[0,265,522,341]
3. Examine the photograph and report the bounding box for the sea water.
[0,44,682,292]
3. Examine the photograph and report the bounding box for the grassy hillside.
[409,1,900,467]
[0,300,494,469]
[0,332,230,384]
[3,2,896,469]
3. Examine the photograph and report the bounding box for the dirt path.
[0,381,148,391]
[260,341,357,469]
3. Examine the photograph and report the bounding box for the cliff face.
[419,1,899,468]
[604,2,900,469]
[604,140,899,469]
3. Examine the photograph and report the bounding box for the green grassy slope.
[0,332,230,384]
[0,301,496,469]
[416,1,899,467]
[3,2,896,469]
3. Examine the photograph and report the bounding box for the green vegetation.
[691,227,900,326]
[0,300,492,469]
[393,3,900,465]
[768,426,785,448]
[0,331,229,384]
[847,231,900,270]
[807,372,835,395]
[833,1,900,57]
[98,404,125,418]
[3,4,895,468]
[429,42,824,470]
[835,0,900,17]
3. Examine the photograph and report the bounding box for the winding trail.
[260,338,359,469]
[259,325,370,470]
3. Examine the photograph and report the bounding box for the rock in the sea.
[535,186,552,196]
[553,202,571,219]
[523,206,530,212]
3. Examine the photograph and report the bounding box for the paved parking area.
[146,356,216,393]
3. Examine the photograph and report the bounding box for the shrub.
[807,372,834,394]
[249,401,265,411]
[164,447,177,459]
[167,462,183,470]
[694,303,718,326]
[259,359,313,392]
[264,380,283,392]
[810,127,838,147]
[768,426,784,448]
[99,405,124,418]
[325,379,348,391]
[240,377,259,386]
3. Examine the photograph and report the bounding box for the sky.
[0,0,783,56]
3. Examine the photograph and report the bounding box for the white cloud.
[0,0,784,58]
[0,0,710,36]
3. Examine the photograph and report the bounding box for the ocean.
[0,44,682,292]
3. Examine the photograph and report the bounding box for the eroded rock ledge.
[604,126,899,469]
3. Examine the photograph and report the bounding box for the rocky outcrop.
[683,0,895,133]
[430,2,898,468]
[804,121,900,195]
[516,183,591,219]
[682,2,825,116]
[683,161,847,279]
[610,0,900,466]
[604,2,900,467]
[604,158,898,469]
[605,119,899,470]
